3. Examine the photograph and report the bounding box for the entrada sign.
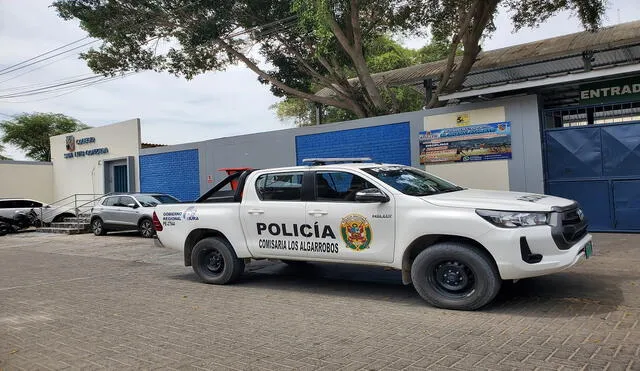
[579,77,640,105]
[64,135,109,159]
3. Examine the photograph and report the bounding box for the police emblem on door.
[65,135,75,152]
[340,214,372,251]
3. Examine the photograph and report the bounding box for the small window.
[0,200,12,209]
[315,172,375,202]
[102,197,118,206]
[118,196,136,207]
[255,172,304,201]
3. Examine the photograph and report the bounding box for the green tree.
[53,0,605,117]
[274,37,449,126]
[0,113,90,162]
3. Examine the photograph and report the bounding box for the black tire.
[92,218,107,236]
[191,237,245,284]
[411,242,501,311]
[138,218,155,238]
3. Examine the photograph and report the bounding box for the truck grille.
[552,205,588,250]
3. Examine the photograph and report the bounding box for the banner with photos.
[419,122,512,164]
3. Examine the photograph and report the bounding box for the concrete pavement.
[1,232,639,370]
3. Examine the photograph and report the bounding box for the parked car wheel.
[138,218,155,238]
[411,242,501,311]
[92,218,107,236]
[191,237,245,284]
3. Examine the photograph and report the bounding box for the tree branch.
[427,0,482,108]
[214,38,366,117]
[324,1,386,111]
[274,37,353,100]
[445,0,499,93]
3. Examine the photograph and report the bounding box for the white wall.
[50,119,141,201]
[0,161,54,203]
[423,106,510,191]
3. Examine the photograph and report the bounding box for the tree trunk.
[325,2,387,113]
[426,0,498,109]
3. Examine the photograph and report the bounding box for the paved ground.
[1,232,639,371]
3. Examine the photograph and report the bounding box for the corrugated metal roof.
[316,20,640,98]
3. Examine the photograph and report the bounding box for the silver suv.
[90,193,180,238]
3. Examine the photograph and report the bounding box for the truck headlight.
[476,209,549,228]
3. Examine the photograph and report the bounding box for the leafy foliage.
[53,0,605,117]
[0,113,90,162]
[275,37,449,126]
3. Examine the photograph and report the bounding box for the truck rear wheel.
[411,242,501,311]
[191,237,245,284]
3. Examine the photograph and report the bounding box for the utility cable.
[0,36,89,74]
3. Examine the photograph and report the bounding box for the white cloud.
[1,0,638,161]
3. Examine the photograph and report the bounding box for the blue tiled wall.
[295,122,411,165]
[139,149,200,202]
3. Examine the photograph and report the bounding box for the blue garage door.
[139,149,200,202]
[545,122,640,232]
[295,122,411,166]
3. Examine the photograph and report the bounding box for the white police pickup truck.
[153,158,593,310]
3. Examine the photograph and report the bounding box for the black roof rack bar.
[302,157,373,165]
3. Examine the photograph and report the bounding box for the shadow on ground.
[170,261,626,315]
[104,231,145,238]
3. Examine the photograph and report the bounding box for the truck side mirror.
[355,188,390,203]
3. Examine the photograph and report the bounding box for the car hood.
[421,189,575,212]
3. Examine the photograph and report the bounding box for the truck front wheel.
[411,242,501,310]
[191,237,245,284]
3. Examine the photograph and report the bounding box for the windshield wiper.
[439,187,464,193]
[418,187,464,196]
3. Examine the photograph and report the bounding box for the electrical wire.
[2,72,137,103]
[0,40,99,77]
[0,73,97,93]
[0,12,300,102]
[0,75,104,98]
[0,52,87,85]
[0,36,89,74]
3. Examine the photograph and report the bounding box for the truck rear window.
[255,172,304,201]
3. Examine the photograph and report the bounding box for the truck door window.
[315,172,375,202]
[255,172,304,201]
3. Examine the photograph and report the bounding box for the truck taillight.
[152,211,163,231]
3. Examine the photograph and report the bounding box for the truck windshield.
[363,167,463,196]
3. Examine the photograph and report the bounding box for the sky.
[1,0,639,161]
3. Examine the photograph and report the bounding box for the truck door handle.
[308,210,328,216]
[248,209,264,215]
